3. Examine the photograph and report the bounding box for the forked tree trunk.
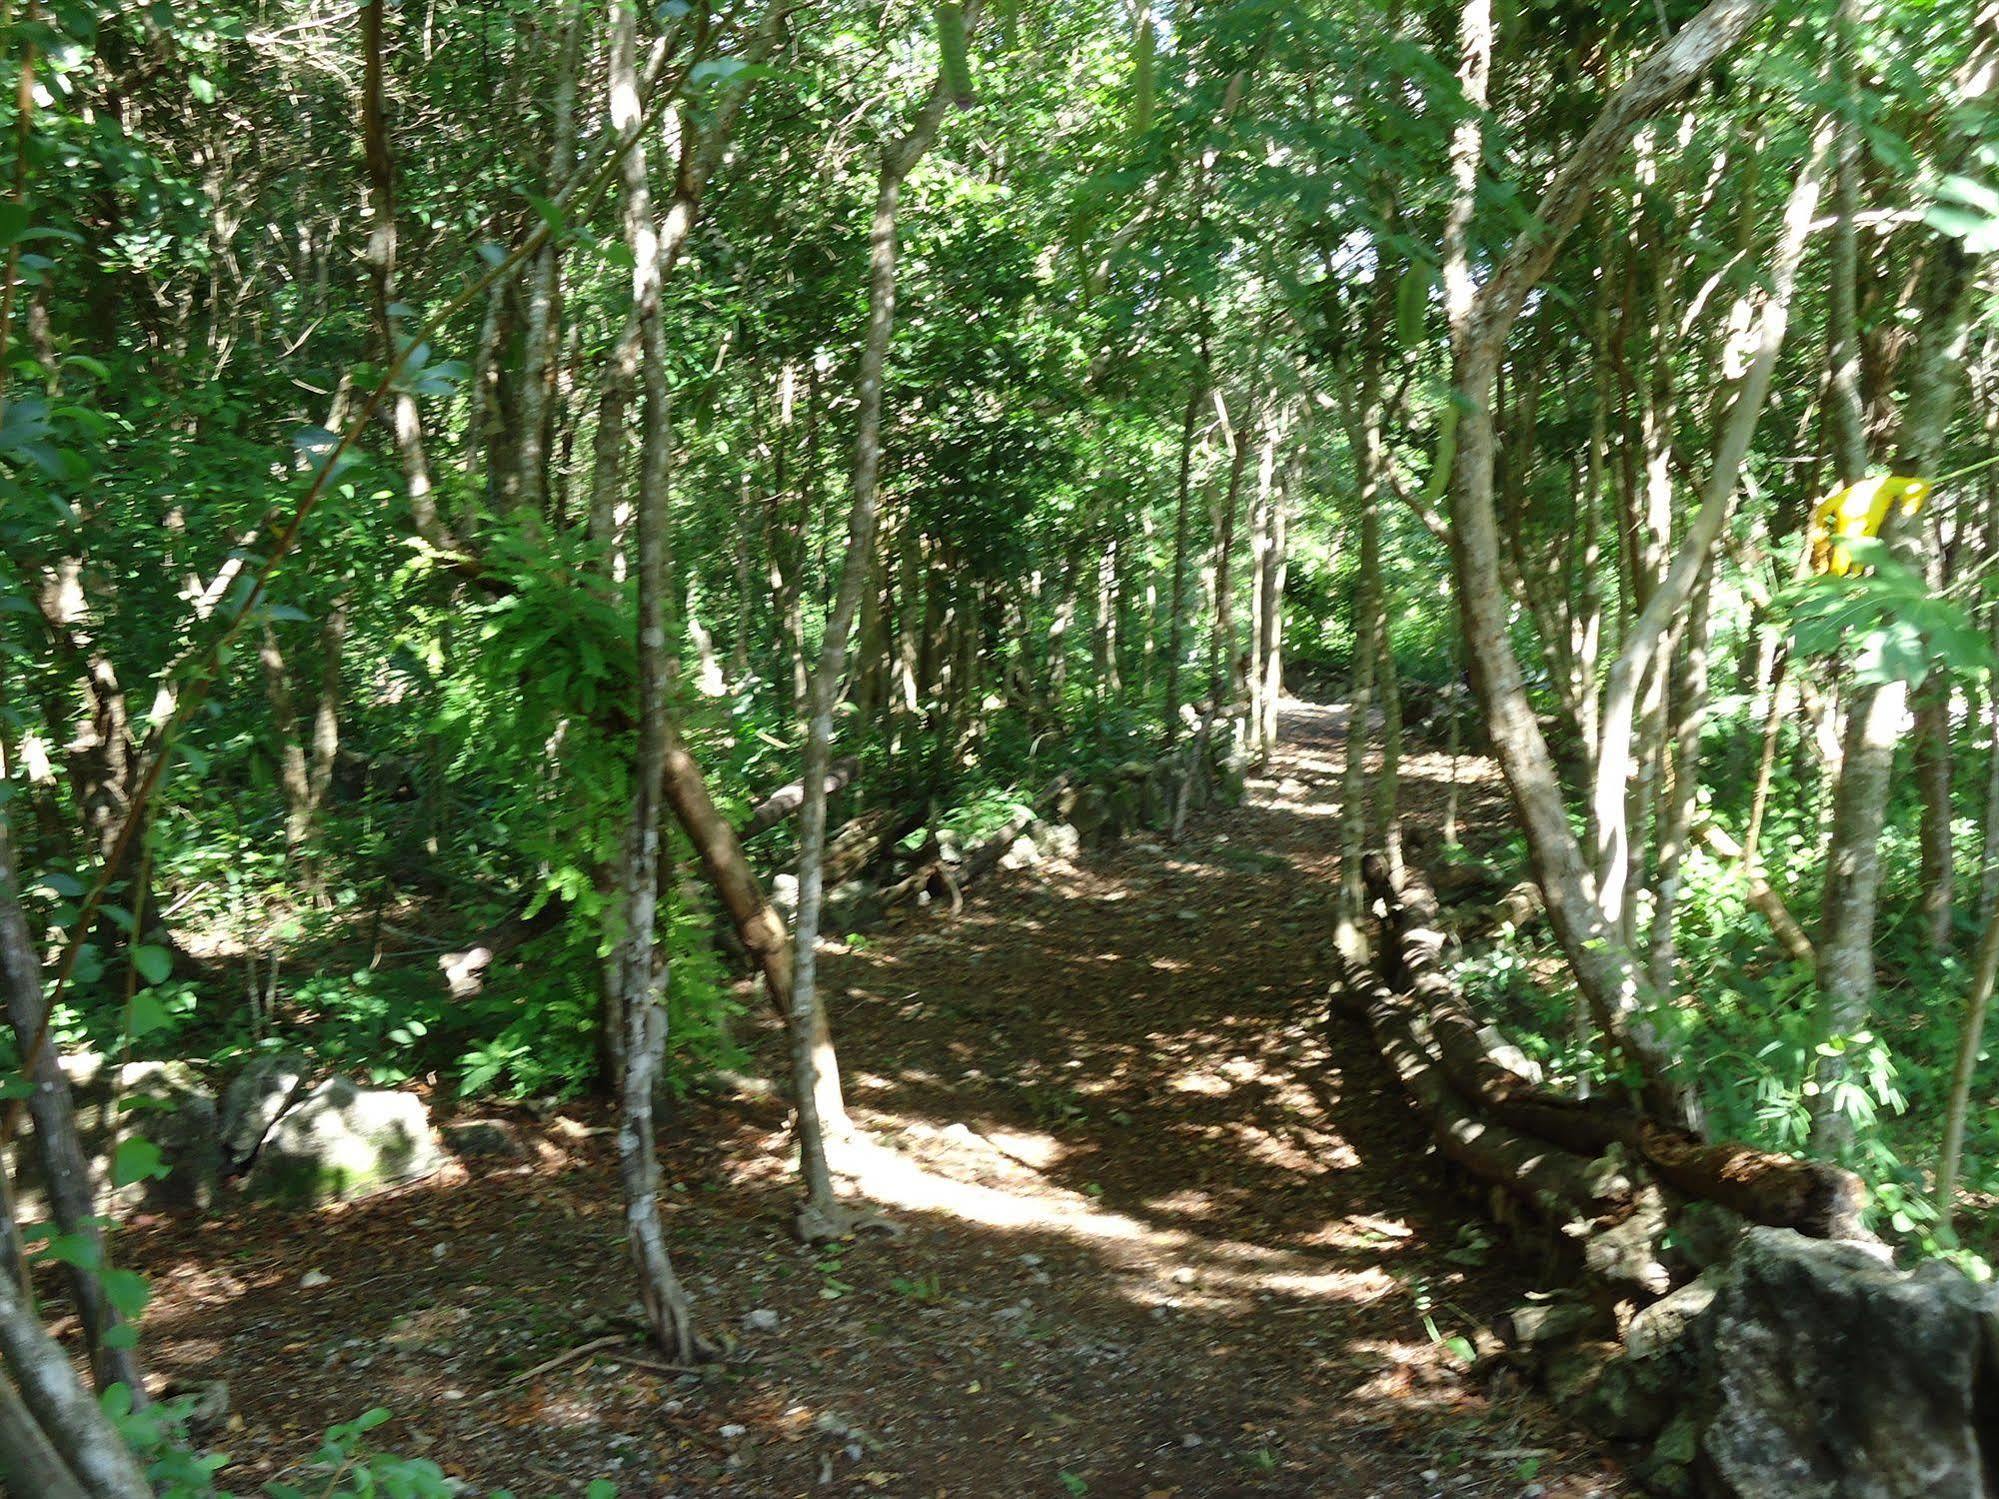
[1440,0,1771,1126]
[0,1253,147,1498]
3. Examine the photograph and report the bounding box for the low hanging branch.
[1359,854,1869,1242]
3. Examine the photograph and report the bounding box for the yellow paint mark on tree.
[1807,475,1931,576]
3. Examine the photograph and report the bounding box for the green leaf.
[101,1267,151,1318]
[112,1136,168,1188]
[40,1232,102,1271]
[127,992,174,1039]
[690,57,748,87]
[100,1322,139,1349]
[131,944,172,986]
[525,194,564,234]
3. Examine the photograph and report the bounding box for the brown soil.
[117,701,1630,1498]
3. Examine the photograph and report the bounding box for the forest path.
[126,702,1630,1499]
[783,699,1628,1497]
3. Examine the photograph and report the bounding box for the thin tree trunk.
[510,0,585,517]
[1336,461,1381,958]
[1813,246,1981,1150]
[789,33,978,1240]
[1936,898,1999,1230]
[1164,371,1206,743]
[361,0,451,553]
[612,332,700,1362]
[0,814,145,1395]
[1210,405,1255,701]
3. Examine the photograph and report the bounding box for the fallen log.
[742,757,860,839]
[1362,854,1869,1242]
[1332,947,1629,1224]
[1446,878,1545,940]
[661,725,793,1022]
[816,803,922,890]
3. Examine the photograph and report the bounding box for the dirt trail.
[128,701,1627,1498]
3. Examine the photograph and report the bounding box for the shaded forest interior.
[3,0,1999,1495]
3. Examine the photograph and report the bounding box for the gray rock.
[1498,1296,1607,1351]
[1671,1200,1747,1272]
[441,1118,525,1160]
[10,1053,220,1221]
[742,1308,781,1333]
[1625,1270,1721,1362]
[242,1078,442,1207]
[821,880,882,935]
[1698,1227,1999,1498]
[1028,821,1081,862]
[219,1053,309,1171]
[1067,788,1110,847]
[1548,1339,1677,1443]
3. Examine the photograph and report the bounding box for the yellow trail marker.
[1806,475,1931,576]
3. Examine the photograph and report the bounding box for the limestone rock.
[1028,820,1081,863]
[821,879,882,935]
[10,1053,220,1221]
[999,835,1042,872]
[219,1052,309,1171]
[1698,1227,1999,1498]
[242,1078,442,1206]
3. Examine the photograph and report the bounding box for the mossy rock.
[242,1078,441,1208]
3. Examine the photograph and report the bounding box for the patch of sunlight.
[1146,1187,1215,1216]
[1167,1067,1232,1095]
[982,1128,1063,1168]
[536,1396,607,1429]
[1255,1265,1398,1302]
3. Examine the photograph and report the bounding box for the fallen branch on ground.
[1359,853,1868,1241]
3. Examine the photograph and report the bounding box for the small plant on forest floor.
[1443,1222,1495,1267]
[1239,1444,1280,1475]
[890,1269,944,1302]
